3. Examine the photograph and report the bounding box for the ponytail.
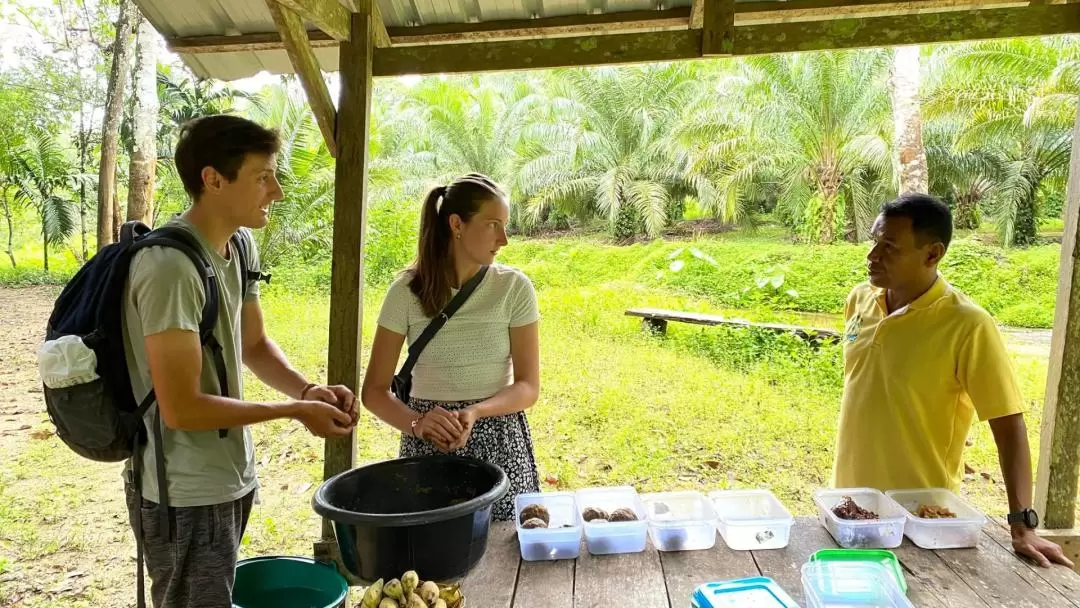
[408,175,506,316]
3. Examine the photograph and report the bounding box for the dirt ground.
[0,286,140,607]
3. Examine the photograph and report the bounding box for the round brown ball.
[609,508,638,522]
[519,503,550,526]
[582,507,609,522]
[522,517,548,529]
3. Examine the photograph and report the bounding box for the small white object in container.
[709,489,794,550]
[641,491,718,552]
[813,488,906,549]
[575,486,648,555]
[514,492,582,561]
[886,488,987,549]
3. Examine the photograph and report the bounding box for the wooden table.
[458,517,1080,607]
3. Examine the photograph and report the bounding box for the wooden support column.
[702,0,735,56]
[319,0,374,546]
[1035,98,1080,530]
[267,0,339,157]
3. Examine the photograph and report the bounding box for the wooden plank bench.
[625,307,843,344]
[459,518,1080,607]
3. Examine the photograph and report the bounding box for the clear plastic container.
[813,489,906,549]
[802,561,913,608]
[692,577,799,607]
[514,492,582,561]
[641,491,718,552]
[809,549,907,593]
[886,488,987,549]
[709,489,794,550]
[574,486,648,555]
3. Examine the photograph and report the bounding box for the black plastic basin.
[312,455,509,582]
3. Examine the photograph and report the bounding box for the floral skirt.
[399,397,539,521]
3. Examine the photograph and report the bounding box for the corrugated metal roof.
[135,0,695,81]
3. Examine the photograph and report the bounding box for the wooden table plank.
[750,517,837,606]
[893,539,991,607]
[659,535,759,606]
[462,522,521,608]
[513,560,574,608]
[933,525,1077,607]
[573,541,670,608]
[982,522,1080,605]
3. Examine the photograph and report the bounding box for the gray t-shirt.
[121,216,261,507]
[377,264,540,402]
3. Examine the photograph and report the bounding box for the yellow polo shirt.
[832,276,1024,492]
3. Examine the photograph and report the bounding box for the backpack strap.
[230,230,271,301]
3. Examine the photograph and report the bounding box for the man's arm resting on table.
[989,413,1074,568]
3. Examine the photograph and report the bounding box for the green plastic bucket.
[232,556,348,608]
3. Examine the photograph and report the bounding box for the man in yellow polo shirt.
[833,193,1070,567]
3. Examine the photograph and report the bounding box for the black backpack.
[41,220,268,607]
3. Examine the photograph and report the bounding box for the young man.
[122,115,357,607]
[833,193,1071,568]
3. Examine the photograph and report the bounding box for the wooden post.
[1034,99,1080,530]
[702,0,735,56]
[318,1,373,546]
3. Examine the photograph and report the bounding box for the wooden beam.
[734,0,1027,25]
[272,0,350,41]
[373,29,703,76]
[386,8,691,45]
[733,3,1080,56]
[690,0,705,29]
[702,0,735,56]
[1035,98,1080,530]
[321,0,373,539]
[267,0,338,157]
[272,0,391,47]
[166,30,336,54]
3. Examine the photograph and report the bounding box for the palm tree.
[685,51,893,243]
[925,38,1080,246]
[404,74,540,188]
[515,65,704,239]
[13,129,77,271]
[925,119,1004,230]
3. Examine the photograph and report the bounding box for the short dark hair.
[881,193,953,250]
[174,115,281,199]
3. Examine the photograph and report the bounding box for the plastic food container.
[813,489,906,549]
[514,492,582,561]
[709,489,794,550]
[886,488,987,549]
[809,549,907,593]
[802,561,913,608]
[641,491,718,552]
[691,577,799,608]
[574,486,648,555]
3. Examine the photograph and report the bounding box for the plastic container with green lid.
[808,548,907,593]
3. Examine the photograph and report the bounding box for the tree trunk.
[79,121,89,261]
[1,187,14,268]
[954,191,980,230]
[42,226,49,272]
[1014,193,1039,247]
[113,185,122,242]
[127,15,158,226]
[96,0,136,250]
[891,45,929,195]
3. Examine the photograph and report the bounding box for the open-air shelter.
[129,0,1080,603]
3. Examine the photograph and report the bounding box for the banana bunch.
[360,570,465,608]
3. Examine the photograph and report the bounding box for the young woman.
[361,174,541,520]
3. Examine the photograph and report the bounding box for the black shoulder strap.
[397,265,489,381]
[230,231,271,301]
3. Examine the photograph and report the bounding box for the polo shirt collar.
[873,275,948,315]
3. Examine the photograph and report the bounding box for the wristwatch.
[1007,508,1039,529]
